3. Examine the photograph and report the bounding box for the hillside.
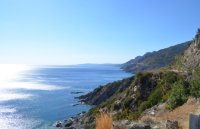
[121,41,191,73]
[79,77,133,105]
[58,29,200,129]
[63,70,192,129]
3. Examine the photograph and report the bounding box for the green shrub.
[114,108,139,120]
[148,88,162,105]
[139,101,150,112]
[123,96,133,107]
[88,107,100,116]
[167,80,189,110]
[139,87,162,112]
[190,80,200,98]
[100,97,116,110]
[159,71,181,92]
[190,68,200,98]
[134,72,153,85]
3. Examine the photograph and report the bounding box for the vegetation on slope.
[167,80,190,110]
[83,67,200,123]
[79,77,134,105]
[83,71,185,119]
[190,67,200,98]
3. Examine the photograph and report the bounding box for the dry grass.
[157,98,200,129]
[140,115,155,124]
[139,98,200,129]
[96,112,113,129]
[95,98,200,129]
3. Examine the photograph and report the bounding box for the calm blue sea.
[0,64,132,129]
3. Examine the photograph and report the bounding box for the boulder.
[166,120,178,129]
[130,124,151,129]
[65,120,73,127]
[66,127,75,129]
[55,121,62,128]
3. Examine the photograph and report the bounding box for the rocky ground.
[139,98,200,129]
[55,97,200,129]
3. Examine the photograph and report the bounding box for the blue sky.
[0,0,200,65]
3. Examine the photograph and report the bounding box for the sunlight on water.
[0,106,16,113]
[0,64,66,101]
[0,114,40,129]
[0,64,65,129]
[0,64,32,81]
[0,64,34,101]
[0,82,67,91]
[0,64,131,129]
[0,92,33,101]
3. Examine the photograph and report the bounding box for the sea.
[0,64,132,129]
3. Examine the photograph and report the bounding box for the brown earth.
[140,97,200,129]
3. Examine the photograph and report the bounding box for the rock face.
[181,29,200,70]
[65,120,73,127]
[130,124,151,129]
[121,41,191,73]
[114,120,151,129]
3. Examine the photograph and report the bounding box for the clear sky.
[0,0,200,65]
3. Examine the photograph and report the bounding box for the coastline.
[52,65,133,129]
[55,110,88,129]
[54,76,135,129]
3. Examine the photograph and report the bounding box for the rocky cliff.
[181,29,200,70]
[169,29,200,74]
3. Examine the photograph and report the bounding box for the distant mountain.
[121,41,192,73]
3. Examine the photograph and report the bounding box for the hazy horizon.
[1,0,200,65]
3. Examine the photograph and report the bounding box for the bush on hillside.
[190,80,200,98]
[158,71,181,100]
[114,108,139,120]
[139,87,162,112]
[167,80,189,110]
[190,68,200,98]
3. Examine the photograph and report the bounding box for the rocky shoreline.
[55,111,153,129]
[55,101,188,129]
[55,111,88,129]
